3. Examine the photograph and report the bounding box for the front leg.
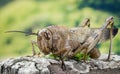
[26,40,38,57]
[31,40,41,56]
[31,40,36,56]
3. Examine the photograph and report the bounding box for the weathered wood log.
[0,54,120,74]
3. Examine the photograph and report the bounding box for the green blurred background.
[0,0,120,59]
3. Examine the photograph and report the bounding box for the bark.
[0,54,120,74]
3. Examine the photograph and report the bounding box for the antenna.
[5,30,38,36]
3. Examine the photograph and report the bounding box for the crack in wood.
[34,62,41,74]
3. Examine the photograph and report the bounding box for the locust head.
[5,28,53,55]
[37,28,53,55]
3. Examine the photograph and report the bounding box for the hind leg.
[88,48,101,59]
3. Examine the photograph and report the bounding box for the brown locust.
[6,16,118,67]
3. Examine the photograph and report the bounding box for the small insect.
[6,16,118,68]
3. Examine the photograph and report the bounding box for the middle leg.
[80,18,90,27]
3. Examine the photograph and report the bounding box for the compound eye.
[44,31,50,40]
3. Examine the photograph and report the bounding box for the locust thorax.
[37,29,53,55]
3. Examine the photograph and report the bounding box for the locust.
[6,16,118,69]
